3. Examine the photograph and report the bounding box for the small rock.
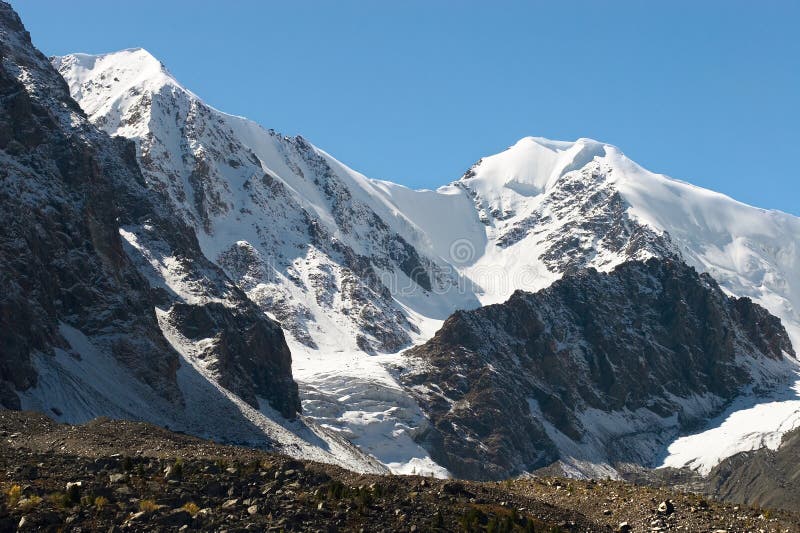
[247,505,259,515]
[164,464,182,481]
[159,509,192,527]
[658,500,675,515]
[617,523,632,533]
[603,509,613,516]
[222,498,239,509]
[109,473,126,483]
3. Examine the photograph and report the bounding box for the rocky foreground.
[0,411,797,532]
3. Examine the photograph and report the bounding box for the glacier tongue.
[53,48,800,477]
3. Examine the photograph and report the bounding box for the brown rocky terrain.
[1,410,798,532]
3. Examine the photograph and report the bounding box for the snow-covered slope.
[54,49,800,477]
[53,49,477,355]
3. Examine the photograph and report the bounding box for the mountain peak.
[462,135,609,197]
[54,48,183,121]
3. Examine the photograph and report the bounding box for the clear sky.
[11,1,800,215]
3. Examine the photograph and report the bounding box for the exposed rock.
[404,258,794,480]
[55,51,452,355]
[0,3,181,406]
[657,500,674,515]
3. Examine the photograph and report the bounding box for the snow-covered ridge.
[54,48,800,476]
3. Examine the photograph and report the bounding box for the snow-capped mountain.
[52,48,478,356]
[0,4,390,475]
[51,47,800,478]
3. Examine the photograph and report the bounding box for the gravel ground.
[0,411,797,532]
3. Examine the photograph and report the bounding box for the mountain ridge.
[51,45,800,479]
[403,257,795,479]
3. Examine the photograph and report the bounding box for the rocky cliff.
[403,258,795,480]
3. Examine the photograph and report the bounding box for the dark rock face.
[403,258,794,480]
[167,301,299,417]
[0,3,299,418]
[0,3,180,406]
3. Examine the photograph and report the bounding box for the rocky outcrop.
[0,2,299,420]
[461,159,678,274]
[166,301,299,417]
[403,258,794,480]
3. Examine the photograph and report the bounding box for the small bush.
[46,492,71,509]
[94,496,109,510]
[139,499,159,512]
[326,480,346,500]
[460,507,486,531]
[169,459,183,480]
[355,486,373,511]
[181,502,200,517]
[18,495,42,512]
[6,485,21,507]
[433,509,444,529]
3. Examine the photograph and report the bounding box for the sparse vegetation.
[46,491,71,510]
[5,484,21,507]
[181,501,200,516]
[18,494,41,512]
[138,499,159,512]
[94,495,109,510]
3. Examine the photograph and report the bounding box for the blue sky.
[12,1,799,215]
